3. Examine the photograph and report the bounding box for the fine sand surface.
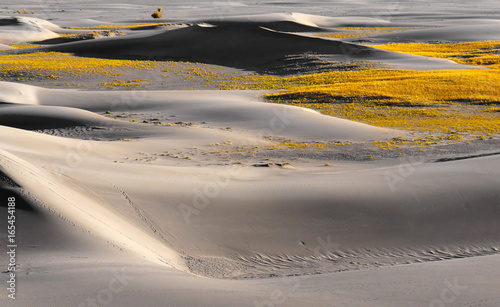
[1,2,500,307]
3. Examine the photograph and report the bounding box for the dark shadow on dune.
[0,105,108,130]
[451,99,500,105]
[202,20,330,32]
[434,151,500,163]
[0,113,90,130]
[0,17,21,26]
[0,100,16,105]
[35,31,129,45]
[0,171,36,212]
[36,35,99,45]
[30,24,379,74]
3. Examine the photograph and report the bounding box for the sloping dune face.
[197,12,392,31]
[373,19,500,43]
[42,25,377,67]
[9,13,470,71]
[0,80,499,281]
[0,81,394,140]
[0,16,61,43]
[1,5,500,306]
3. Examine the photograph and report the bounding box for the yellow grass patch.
[263,42,500,137]
[0,52,255,88]
[68,23,171,30]
[371,41,500,68]
[317,27,423,39]
[0,52,163,82]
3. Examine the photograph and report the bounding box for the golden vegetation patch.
[263,42,500,138]
[1,39,498,141]
[0,43,40,51]
[11,9,34,14]
[0,52,164,82]
[317,27,422,39]
[0,52,259,88]
[68,23,171,30]
[270,69,500,105]
[371,41,500,68]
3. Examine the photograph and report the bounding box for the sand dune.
[0,105,112,130]
[196,12,392,31]
[5,20,476,71]
[1,95,499,280]
[0,81,396,141]
[3,12,487,72]
[0,16,61,43]
[32,24,380,66]
[1,4,499,306]
[374,19,500,43]
[0,142,186,269]
[50,150,500,278]
[0,80,498,280]
[0,43,13,50]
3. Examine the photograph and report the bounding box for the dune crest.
[0,16,61,43]
[0,145,187,270]
[7,18,477,71]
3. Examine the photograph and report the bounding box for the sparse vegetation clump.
[0,52,162,85]
[69,23,170,30]
[151,12,162,19]
[371,41,500,69]
[317,27,422,39]
[14,9,32,14]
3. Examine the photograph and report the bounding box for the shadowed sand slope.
[18,22,475,71]
[0,81,397,141]
[0,81,498,280]
[0,105,111,130]
[40,25,376,64]
[1,80,497,279]
[0,16,62,43]
[0,123,499,279]
[196,12,392,32]
[0,145,187,269]
[1,253,499,307]
[3,12,485,71]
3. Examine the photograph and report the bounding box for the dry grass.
[0,52,163,82]
[264,41,500,137]
[68,23,170,30]
[0,52,262,89]
[371,41,500,69]
[317,27,422,39]
[1,39,498,139]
